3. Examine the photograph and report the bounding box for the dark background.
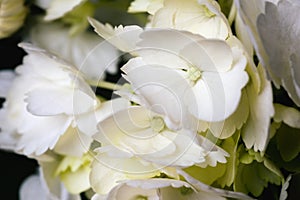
[0,34,39,200]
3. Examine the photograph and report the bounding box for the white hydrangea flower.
[89,19,249,128]
[30,22,119,81]
[129,0,231,40]
[150,0,231,40]
[0,43,129,156]
[94,106,228,168]
[235,0,300,106]
[0,0,27,39]
[90,167,254,200]
[205,37,262,140]
[128,32,248,127]
[91,178,225,200]
[90,153,164,195]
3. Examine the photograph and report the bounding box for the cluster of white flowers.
[0,0,299,199]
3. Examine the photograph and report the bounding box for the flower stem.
[89,80,122,90]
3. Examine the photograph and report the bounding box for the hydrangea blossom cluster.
[0,0,299,199]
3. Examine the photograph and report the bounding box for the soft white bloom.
[91,106,228,195]
[205,37,261,139]
[235,0,300,106]
[0,0,27,38]
[125,31,248,127]
[92,178,224,200]
[30,22,119,81]
[35,0,85,21]
[90,20,249,126]
[129,0,231,40]
[19,170,80,200]
[91,168,254,200]
[150,0,231,39]
[94,106,228,168]
[90,154,164,195]
[0,43,128,156]
[90,151,226,196]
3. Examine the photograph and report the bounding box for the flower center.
[187,66,202,83]
[150,116,165,133]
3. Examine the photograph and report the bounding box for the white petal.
[53,127,92,157]
[18,43,74,80]
[256,0,300,105]
[96,105,208,167]
[242,65,274,152]
[90,155,159,195]
[209,90,249,139]
[76,98,130,136]
[187,51,248,122]
[95,106,151,146]
[44,0,85,21]
[25,87,74,116]
[0,70,15,98]
[139,130,207,167]
[39,163,81,200]
[89,18,143,53]
[235,13,254,57]
[196,135,228,167]
[17,114,72,156]
[30,22,119,80]
[123,61,191,129]
[137,29,205,57]
[180,39,233,72]
[151,0,230,39]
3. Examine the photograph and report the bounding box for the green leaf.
[258,162,282,186]
[266,137,300,173]
[235,162,267,197]
[235,147,283,197]
[218,0,233,17]
[217,132,240,187]
[276,123,300,162]
[263,158,284,182]
[184,164,226,185]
